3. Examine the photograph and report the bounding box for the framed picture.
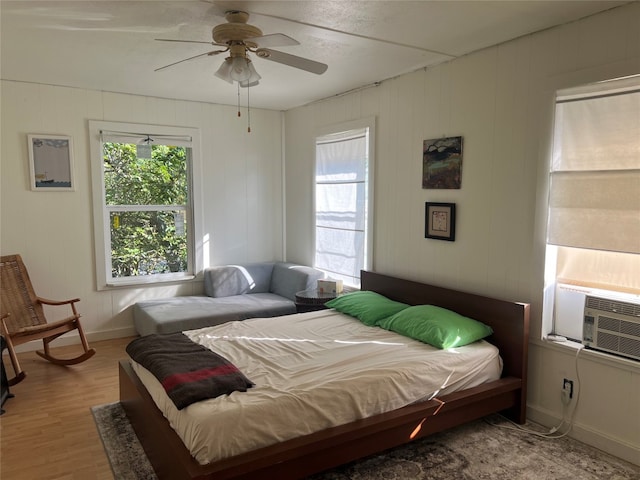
[27,134,75,191]
[425,202,456,241]
[422,136,463,189]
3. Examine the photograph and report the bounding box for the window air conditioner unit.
[583,295,640,361]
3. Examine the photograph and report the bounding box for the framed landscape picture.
[28,134,75,191]
[422,136,463,189]
[425,202,456,241]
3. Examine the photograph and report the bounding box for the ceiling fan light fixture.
[240,60,261,87]
[230,56,252,82]
[214,57,233,84]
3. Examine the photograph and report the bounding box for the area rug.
[92,402,639,480]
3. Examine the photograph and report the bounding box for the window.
[543,76,640,340]
[89,121,202,289]
[314,119,375,287]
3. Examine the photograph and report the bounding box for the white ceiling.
[0,1,631,111]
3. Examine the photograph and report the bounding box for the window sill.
[533,337,640,373]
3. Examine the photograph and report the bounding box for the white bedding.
[131,309,502,465]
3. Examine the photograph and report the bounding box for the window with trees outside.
[543,75,640,341]
[314,119,375,288]
[89,121,202,289]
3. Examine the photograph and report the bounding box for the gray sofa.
[133,262,325,336]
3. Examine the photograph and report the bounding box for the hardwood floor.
[0,336,135,479]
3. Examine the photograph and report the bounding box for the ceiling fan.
[155,10,328,87]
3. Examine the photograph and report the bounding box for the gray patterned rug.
[92,402,639,480]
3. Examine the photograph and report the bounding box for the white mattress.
[131,309,502,465]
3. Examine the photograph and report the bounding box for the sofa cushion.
[270,262,325,301]
[133,293,296,336]
[204,263,274,298]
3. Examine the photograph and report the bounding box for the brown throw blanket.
[126,333,254,410]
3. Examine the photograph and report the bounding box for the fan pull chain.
[247,84,251,133]
[237,83,241,117]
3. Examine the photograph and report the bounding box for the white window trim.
[88,120,204,290]
[313,117,376,286]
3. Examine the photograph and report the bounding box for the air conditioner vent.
[585,296,640,317]
[597,332,621,351]
[620,337,640,359]
[596,316,640,336]
[620,320,640,337]
[583,294,640,361]
[598,316,619,332]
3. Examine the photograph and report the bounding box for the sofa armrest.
[204,263,274,298]
[270,262,325,301]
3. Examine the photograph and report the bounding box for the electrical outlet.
[562,378,574,401]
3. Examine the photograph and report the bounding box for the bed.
[119,270,530,479]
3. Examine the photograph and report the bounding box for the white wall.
[284,3,640,465]
[1,81,284,341]
[1,1,638,467]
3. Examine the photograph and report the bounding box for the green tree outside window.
[103,143,189,278]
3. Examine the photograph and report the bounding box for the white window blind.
[548,78,640,256]
[315,128,369,286]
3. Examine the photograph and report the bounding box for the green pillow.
[325,291,409,326]
[378,304,493,348]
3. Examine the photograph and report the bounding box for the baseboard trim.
[9,327,137,353]
[527,404,639,466]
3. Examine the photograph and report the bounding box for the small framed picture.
[27,134,75,191]
[425,202,456,241]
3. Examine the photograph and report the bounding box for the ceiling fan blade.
[256,49,327,75]
[156,38,226,47]
[155,50,226,72]
[247,33,299,48]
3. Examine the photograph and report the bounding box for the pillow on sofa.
[204,263,274,298]
[378,305,493,348]
[325,291,409,326]
[270,262,325,301]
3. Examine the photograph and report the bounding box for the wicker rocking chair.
[0,254,95,385]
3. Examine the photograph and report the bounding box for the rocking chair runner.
[0,254,95,385]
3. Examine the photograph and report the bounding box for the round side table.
[294,289,337,313]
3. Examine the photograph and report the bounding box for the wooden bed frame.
[119,270,530,480]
